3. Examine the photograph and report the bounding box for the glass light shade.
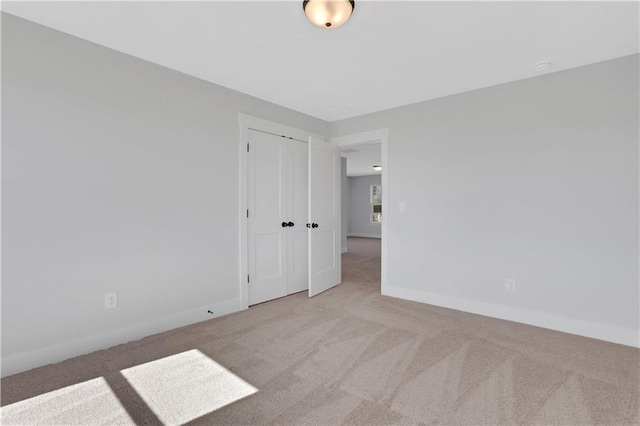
[372,165,382,171]
[303,0,354,28]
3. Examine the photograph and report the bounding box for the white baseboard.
[382,285,639,348]
[348,233,381,239]
[1,298,243,378]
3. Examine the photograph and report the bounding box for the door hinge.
[247,209,249,218]
[247,274,250,283]
[247,143,249,152]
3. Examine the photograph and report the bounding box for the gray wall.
[341,157,348,252]
[348,175,382,238]
[1,14,329,375]
[331,55,640,345]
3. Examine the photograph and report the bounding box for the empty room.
[1,1,639,425]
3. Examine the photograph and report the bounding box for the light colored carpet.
[2,237,639,425]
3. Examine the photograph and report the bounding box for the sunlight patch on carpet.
[0,377,133,425]
[121,349,258,424]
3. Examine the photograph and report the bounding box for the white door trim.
[239,114,325,310]
[330,128,389,294]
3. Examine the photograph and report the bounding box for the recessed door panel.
[292,231,309,273]
[255,233,283,280]
[288,229,308,294]
[254,137,283,219]
[291,141,308,222]
[313,230,335,273]
[314,149,336,220]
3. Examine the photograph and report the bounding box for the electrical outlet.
[105,293,118,309]
[505,279,516,293]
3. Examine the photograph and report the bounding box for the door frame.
[238,113,325,310]
[330,128,389,293]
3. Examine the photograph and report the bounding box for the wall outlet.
[505,279,516,293]
[105,293,118,309]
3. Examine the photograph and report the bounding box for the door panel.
[254,139,283,219]
[254,233,283,279]
[287,140,309,294]
[248,130,288,305]
[308,137,341,297]
[314,149,336,219]
[292,231,309,272]
[313,230,335,273]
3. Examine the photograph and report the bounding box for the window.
[370,184,382,224]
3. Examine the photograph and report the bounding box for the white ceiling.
[341,143,381,176]
[3,1,638,122]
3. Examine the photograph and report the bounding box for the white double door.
[247,129,340,306]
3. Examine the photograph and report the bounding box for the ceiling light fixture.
[372,165,382,171]
[303,0,355,29]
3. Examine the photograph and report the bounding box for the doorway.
[331,129,389,294]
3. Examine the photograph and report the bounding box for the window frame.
[370,184,382,225]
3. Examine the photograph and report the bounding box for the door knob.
[312,223,319,228]
[282,222,289,228]
[288,222,294,227]
[306,223,311,228]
